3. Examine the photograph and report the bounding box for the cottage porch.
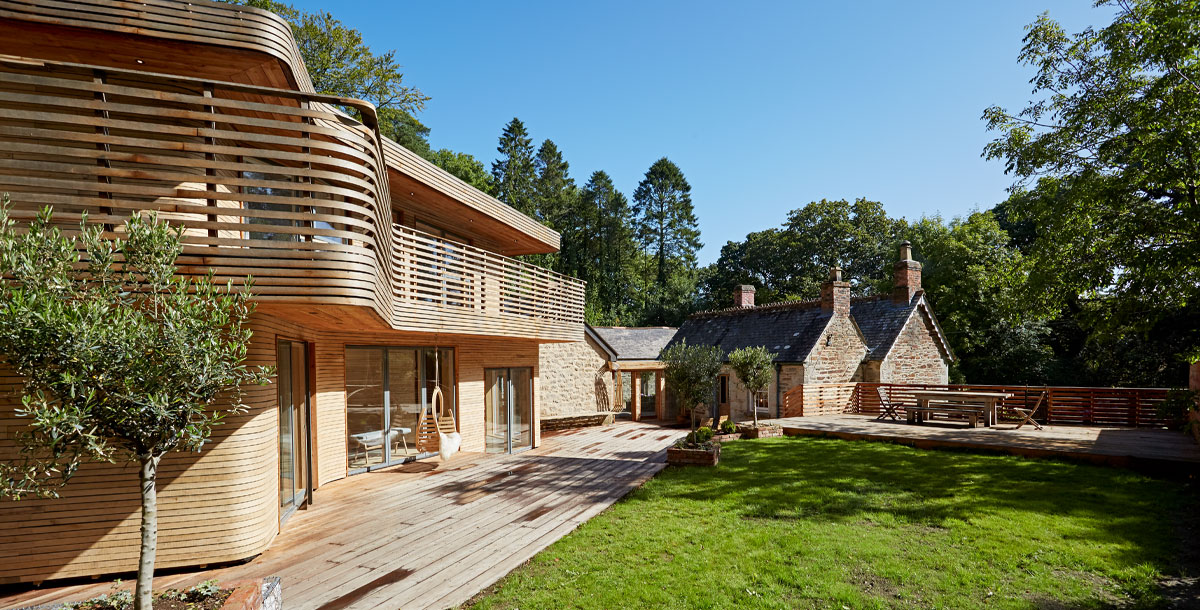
[0,422,685,610]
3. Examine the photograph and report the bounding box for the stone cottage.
[538,325,678,427]
[666,241,953,418]
[539,243,952,424]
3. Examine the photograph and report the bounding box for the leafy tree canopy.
[661,341,724,430]
[632,158,702,324]
[727,346,776,426]
[700,198,904,308]
[427,148,495,195]
[0,200,270,609]
[983,0,1200,362]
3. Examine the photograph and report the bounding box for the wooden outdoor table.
[908,390,1014,427]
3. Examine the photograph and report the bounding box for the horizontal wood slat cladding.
[0,57,584,342]
[0,0,312,91]
[0,316,285,585]
[0,0,561,254]
[854,383,1171,427]
[0,312,548,584]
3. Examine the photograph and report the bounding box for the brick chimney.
[820,267,850,314]
[893,240,922,304]
[734,284,756,308]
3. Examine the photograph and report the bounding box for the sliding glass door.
[485,367,533,454]
[345,346,455,473]
[277,339,310,523]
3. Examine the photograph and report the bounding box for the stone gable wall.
[804,314,869,384]
[538,335,613,417]
[880,309,949,384]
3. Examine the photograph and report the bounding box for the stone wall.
[805,314,869,384]
[538,335,613,417]
[880,309,949,384]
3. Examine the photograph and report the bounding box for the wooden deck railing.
[391,225,585,334]
[781,383,857,417]
[853,383,1171,427]
[0,56,585,341]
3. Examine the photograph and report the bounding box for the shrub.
[719,419,737,434]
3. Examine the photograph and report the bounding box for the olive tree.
[0,198,271,610]
[727,346,776,427]
[661,340,723,430]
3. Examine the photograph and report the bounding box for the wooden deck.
[764,414,1200,473]
[0,422,684,610]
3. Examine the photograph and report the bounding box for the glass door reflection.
[277,339,309,523]
[345,346,456,473]
[484,367,533,454]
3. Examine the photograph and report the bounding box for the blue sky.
[288,1,1112,265]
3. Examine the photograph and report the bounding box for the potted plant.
[661,340,723,432]
[728,346,783,439]
[710,418,741,443]
[667,426,720,466]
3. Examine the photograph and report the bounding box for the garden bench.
[906,402,985,428]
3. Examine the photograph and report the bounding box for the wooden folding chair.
[875,387,901,421]
[1011,391,1045,430]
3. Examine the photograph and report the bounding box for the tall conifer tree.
[530,140,575,269]
[632,157,702,324]
[575,171,636,323]
[491,118,537,218]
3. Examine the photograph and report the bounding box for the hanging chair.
[415,350,461,460]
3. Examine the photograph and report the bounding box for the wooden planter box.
[667,444,720,466]
[711,432,742,443]
[738,425,782,439]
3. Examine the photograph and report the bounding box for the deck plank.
[0,421,683,610]
[763,414,1200,471]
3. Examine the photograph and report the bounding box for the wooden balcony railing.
[391,225,586,336]
[0,56,584,341]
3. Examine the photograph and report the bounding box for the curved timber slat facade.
[0,0,585,585]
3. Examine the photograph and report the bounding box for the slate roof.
[590,326,679,361]
[666,292,947,364]
[666,300,833,363]
[849,295,922,360]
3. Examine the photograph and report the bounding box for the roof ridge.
[688,298,823,319]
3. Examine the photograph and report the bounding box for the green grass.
[466,437,1196,610]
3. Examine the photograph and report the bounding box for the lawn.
[466,436,1196,610]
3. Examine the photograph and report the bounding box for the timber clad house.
[0,0,956,589]
[0,0,585,585]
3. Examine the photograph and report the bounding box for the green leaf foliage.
[727,346,776,426]
[727,346,776,396]
[492,118,538,218]
[632,158,703,325]
[700,198,905,308]
[427,148,495,195]
[0,199,272,499]
[661,340,723,430]
[983,0,1200,363]
[223,0,429,146]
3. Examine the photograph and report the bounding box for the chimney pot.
[893,241,922,304]
[820,269,850,314]
[734,284,756,308]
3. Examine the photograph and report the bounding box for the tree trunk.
[752,389,760,427]
[136,454,161,610]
